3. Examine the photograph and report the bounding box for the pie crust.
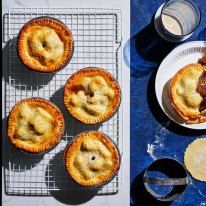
[18,17,73,73]
[64,131,120,187]
[170,63,206,123]
[7,98,65,154]
[64,68,121,124]
[184,138,206,182]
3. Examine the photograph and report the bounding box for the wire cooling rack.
[5,8,123,195]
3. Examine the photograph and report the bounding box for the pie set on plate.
[155,41,206,182]
[170,63,206,124]
[155,41,206,129]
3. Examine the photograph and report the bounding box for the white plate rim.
[155,40,206,130]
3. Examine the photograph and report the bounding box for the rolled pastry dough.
[184,138,206,181]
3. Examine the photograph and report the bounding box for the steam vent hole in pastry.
[64,68,121,124]
[7,98,65,154]
[64,131,120,186]
[18,18,73,72]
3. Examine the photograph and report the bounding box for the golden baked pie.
[18,17,73,73]
[184,138,206,182]
[64,131,120,186]
[64,68,121,124]
[7,98,65,154]
[170,63,206,123]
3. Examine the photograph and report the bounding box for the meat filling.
[199,98,206,112]
[197,71,206,112]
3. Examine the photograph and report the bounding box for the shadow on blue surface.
[130,15,179,78]
[198,27,206,40]
[131,170,173,206]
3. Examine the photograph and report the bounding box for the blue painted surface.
[130,0,206,205]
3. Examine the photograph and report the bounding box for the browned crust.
[18,17,73,73]
[170,63,206,123]
[64,131,120,187]
[64,67,121,124]
[7,98,65,154]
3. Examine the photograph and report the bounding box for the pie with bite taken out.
[170,63,206,123]
[64,131,120,187]
[64,67,121,124]
[18,17,73,73]
[7,98,65,154]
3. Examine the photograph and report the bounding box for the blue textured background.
[130,0,206,205]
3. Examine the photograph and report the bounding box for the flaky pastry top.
[7,98,64,153]
[64,68,121,124]
[64,131,120,186]
[170,63,206,123]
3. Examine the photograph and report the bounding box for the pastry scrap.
[64,131,120,187]
[184,138,206,182]
[18,17,73,73]
[7,98,65,154]
[64,67,121,124]
[170,63,206,123]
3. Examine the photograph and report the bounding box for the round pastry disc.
[184,138,206,182]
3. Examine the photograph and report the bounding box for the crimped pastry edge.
[64,131,120,187]
[170,63,206,124]
[17,17,73,73]
[7,98,65,154]
[64,67,121,124]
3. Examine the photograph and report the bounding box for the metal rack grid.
[5,8,123,195]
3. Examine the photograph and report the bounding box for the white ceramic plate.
[155,41,206,130]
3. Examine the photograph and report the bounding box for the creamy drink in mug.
[160,0,201,41]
